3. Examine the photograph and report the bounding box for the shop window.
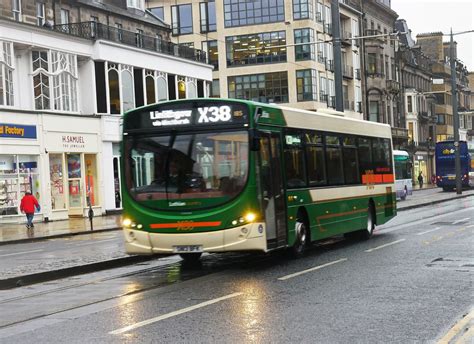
[85,154,98,207]
[67,154,82,208]
[178,76,186,99]
[49,154,66,210]
[94,61,107,113]
[168,74,176,100]
[0,154,40,216]
[0,41,15,106]
[108,66,120,114]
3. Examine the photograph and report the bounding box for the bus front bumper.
[123,222,267,255]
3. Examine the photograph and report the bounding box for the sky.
[391,0,474,71]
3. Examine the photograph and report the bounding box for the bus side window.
[284,132,306,188]
[358,137,372,180]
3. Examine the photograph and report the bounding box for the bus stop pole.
[450,29,462,194]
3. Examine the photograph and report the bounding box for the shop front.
[0,121,43,224]
[43,116,103,220]
[413,153,428,186]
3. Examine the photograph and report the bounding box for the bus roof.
[279,105,392,139]
[393,150,409,156]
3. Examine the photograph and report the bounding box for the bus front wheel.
[179,253,202,264]
[290,221,308,258]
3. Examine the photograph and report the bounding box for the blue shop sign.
[0,123,37,139]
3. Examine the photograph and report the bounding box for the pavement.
[0,185,473,289]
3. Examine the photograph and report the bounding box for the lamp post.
[450,29,462,194]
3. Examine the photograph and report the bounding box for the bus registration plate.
[173,245,203,253]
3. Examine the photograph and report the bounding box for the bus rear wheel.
[290,221,308,258]
[359,204,375,240]
[179,253,202,264]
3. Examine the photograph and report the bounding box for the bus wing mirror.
[250,129,261,151]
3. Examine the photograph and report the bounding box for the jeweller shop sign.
[0,123,37,139]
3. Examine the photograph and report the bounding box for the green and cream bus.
[121,98,396,262]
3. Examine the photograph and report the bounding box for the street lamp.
[447,28,474,194]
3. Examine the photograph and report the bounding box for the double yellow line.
[438,309,474,344]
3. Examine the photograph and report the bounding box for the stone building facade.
[0,0,212,223]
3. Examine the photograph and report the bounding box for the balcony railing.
[386,79,400,92]
[329,96,336,109]
[341,31,352,45]
[320,93,328,103]
[356,101,362,113]
[53,21,207,64]
[342,65,353,79]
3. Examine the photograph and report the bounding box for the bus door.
[259,132,287,249]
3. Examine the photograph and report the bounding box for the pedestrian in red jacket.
[20,191,40,229]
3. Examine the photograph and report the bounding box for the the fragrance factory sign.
[0,123,37,139]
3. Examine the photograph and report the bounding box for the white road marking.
[381,206,474,234]
[466,225,474,228]
[452,217,470,225]
[277,258,347,281]
[0,249,43,257]
[416,227,442,236]
[109,292,243,335]
[364,239,406,253]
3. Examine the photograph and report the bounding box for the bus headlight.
[232,212,258,227]
[122,218,132,227]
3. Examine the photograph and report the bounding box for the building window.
[200,1,216,33]
[115,23,123,41]
[294,28,315,61]
[60,9,69,25]
[32,50,78,111]
[367,53,376,74]
[0,41,15,106]
[226,31,287,67]
[144,70,168,104]
[228,72,289,103]
[224,0,285,28]
[136,29,144,48]
[36,2,44,26]
[172,4,193,35]
[407,96,413,112]
[149,7,164,20]
[369,101,379,122]
[127,0,144,10]
[121,64,134,112]
[296,69,317,101]
[210,79,220,97]
[293,0,313,20]
[12,0,21,21]
[108,65,120,114]
[203,40,218,70]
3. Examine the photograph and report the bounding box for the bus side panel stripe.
[150,221,222,229]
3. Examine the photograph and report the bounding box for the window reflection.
[224,0,285,27]
[228,72,288,103]
[226,32,286,66]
